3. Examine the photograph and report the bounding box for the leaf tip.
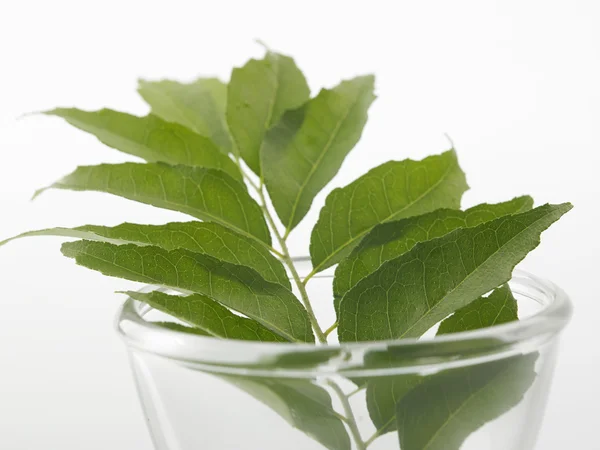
[443,132,455,149]
[17,110,43,120]
[559,202,574,216]
[254,38,272,52]
[31,186,49,201]
[115,290,134,296]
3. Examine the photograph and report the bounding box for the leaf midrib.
[285,85,367,234]
[57,178,270,248]
[490,288,512,327]
[398,210,555,339]
[369,287,517,437]
[155,295,272,341]
[420,364,514,450]
[70,246,302,342]
[255,53,281,175]
[315,156,459,274]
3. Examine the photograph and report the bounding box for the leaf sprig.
[1,47,571,450]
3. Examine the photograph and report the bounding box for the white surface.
[1,1,599,449]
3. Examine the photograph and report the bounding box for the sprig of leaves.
[1,47,571,450]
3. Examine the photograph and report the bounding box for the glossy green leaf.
[333,196,533,301]
[1,221,288,288]
[138,78,232,152]
[35,163,271,245]
[365,284,520,437]
[126,290,287,342]
[311,150,469,275]
[222,377,351,450]
[262,76,376,233]
[227,52,310,174]
[437,284,518,335]
[396,354,538,450]
[44,109,241,180]
[338,203,572,342]
[61,241,313,342]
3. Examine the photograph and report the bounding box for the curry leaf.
[0,222,289,288]
[61,240,313,342]
[227,52,310,175]
[437,284,518,335]
[365,371,422,436]
[138,78,232,152]
[126,290,288,342]
[311,150,469,275]
[395,353,538,450]
[262,76,376,233]
[364,284,520,437]
[333,196,533,301]
[35,163,271,245]
[222,377,351,450]
[338,203,572,342]
[44,109,241,180]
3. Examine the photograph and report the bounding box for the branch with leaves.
[1,48,571,450]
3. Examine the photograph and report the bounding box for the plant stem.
[328,381,367,450]
[324,321,338,337]
[256,188,327,343]
[234,158,368,448]
[302,268,318,286]
[267,246,285,258]
[345,385,365,399]
[363,429,384,448]
[234,155,260,189]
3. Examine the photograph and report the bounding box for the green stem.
[236,155,261,191]
[302,268,318,286]
[363,429,384,448]
[257,188,327,344]
[233,157,368,447]
[233,157,284,259]
[267,246,285,259]
[345,385,365,399]
[324,321,338,338]
[328,381,367,450]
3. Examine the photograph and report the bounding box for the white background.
[1,1,599,449]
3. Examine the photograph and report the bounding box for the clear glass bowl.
[116,263,572,450]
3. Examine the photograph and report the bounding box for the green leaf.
[222,376,351,450]
[138,78,233,152]
[311,150,469,275]
[1,221,289,288]
[126,290,287,342]
[61,240,314,343]
[365,368,422,435]
[227,52,310,175]
[333,197,533,302]
[437,284,518,335]
[395,353,538,450]
[338,203,572,342]
[44,109,241,180]
[262,76,376,233]
[35,163,272,245]
[364,284,520,437]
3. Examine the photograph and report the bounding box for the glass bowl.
[116,264,572,450]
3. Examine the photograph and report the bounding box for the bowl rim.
[115,270,572,377]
